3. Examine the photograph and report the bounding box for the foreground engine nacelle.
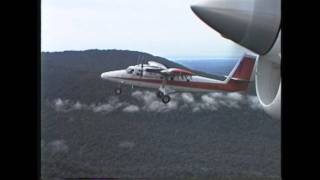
[255,33,281,119]
[191,0,281,119]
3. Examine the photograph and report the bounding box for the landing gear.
[158,78,174,104]
[158,90,171,104]
[114,88,122,95]
[161,95,171,104]
[156,91,164,98]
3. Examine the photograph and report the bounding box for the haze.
[41,0,247,59]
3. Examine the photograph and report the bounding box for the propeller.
[136,54,141,67]
[136,54,144,77]
[140,55,146,77]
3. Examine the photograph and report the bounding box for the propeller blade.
[141,58,144,77]
[137,55,139,64]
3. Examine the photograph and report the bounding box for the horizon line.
[41,48,242,60]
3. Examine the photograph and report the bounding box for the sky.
[41,0,247,59]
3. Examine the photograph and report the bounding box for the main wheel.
[162,95,171,104]
[115,88,122,95]
[156,91,164,98]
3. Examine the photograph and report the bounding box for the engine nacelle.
[255,32,281,119]
[191,0,281,119]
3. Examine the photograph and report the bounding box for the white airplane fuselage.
[101,68,225,93]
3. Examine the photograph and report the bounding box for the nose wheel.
[161,95,171,104]
[115,88,122,95]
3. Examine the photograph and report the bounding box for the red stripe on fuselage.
[118,77,249,92]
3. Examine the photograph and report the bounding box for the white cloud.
[131,90,178,112]
[51,91,263,114]
[73,101,84,110]
[247,95,263,110]
[53,98,69,112]
[54,98,64,107]
[47,140,69,153]
[227,92,243,101]
[200,92,243,109]
[201,94,218,105]
[123,105,140,112]
[181,92,194,103]
[92,104,114,113]
[52,96,127,114]
[208,92,224,98]
[147,100,178,112]
[199,94,219,111]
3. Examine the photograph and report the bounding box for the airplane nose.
[101,71,120,81]
[100,72,110,79]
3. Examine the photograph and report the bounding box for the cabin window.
[126,68,134,74]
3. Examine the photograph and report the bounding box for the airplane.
[101,54,256,104]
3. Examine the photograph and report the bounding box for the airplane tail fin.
[224,54,257,91]
[231,54,256,81]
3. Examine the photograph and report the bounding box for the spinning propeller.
[136,55,146,77]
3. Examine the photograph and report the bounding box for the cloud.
[52,96,129,113]
[227,92,243,101]
[52,91,263,114]
[54,98,64,107]
[53,98,70,112]
[47,140,69,153]
[201,94,218,105]
[90,97,127,113]
[130,90,246,112]
[92,104,114,113]
[247,95,263,110]
[73,101,84,110]
[131,90,178,112]
[221,92,243,109]
[199,94,219,111]
[181,93,194,103]
[189,92,244,111]
[123,105,140,112]
[148,100,178,112]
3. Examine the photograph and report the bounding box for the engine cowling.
[191,0,281,119]
[255,32,281,119]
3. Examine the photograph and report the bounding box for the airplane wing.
[160,68,193,76]
[148,61,167,69]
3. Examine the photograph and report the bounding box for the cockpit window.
[126,68,134,74]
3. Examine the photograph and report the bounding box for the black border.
[33,0,296,179]
[37,0,41,179]
[6,0,40,178]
